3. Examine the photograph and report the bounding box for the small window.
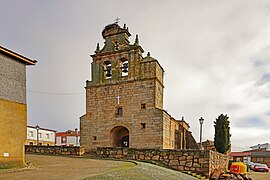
[116,107,123,117]
[93,136,97,141]
[29,142,34,145]
[114,41,119,51]
[29,131,34,137]
[61,137,67,143]
[141,103,146,109]
[141,123,146,129]
[46,134,50,139]
[121,60,128,76]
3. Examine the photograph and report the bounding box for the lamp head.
[199,117,204,125]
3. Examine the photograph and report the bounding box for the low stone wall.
[25,145,85,156]
[96,147,229,178]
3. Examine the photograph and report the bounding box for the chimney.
[75,128,78,135]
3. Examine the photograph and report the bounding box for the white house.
[250,143,270,151]
[56,128,80,146]
[26,125,56,146]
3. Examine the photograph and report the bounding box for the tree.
[214,114,231,154]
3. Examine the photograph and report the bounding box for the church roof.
[0,45,37,65]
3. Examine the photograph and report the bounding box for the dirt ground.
[0,154,196,180]
[247,171,270,180]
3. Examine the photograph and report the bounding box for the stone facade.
[0,53,26,104]
[25,145,84,156]
[0,46,36,168]
[97,147,229,178]
[80,23,198,152]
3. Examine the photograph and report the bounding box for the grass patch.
[0,165,15,170]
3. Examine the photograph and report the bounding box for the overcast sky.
[1,0,270,151]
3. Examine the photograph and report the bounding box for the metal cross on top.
[116,95,121,105]
[115,17,120,24]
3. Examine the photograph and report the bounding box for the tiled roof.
[56,130,80,137]
[0,45,37,65]
[229,152,251,157]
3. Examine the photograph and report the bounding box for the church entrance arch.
[110,126,129,147]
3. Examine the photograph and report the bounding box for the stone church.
[80,23,198,152]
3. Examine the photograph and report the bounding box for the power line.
[27,90,84,96]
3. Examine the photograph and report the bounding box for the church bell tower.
[80,22,165,152]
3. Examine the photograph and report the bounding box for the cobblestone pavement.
[0,154,196,180]
[87,161,197,180]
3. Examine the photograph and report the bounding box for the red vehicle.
[253,164,269,172]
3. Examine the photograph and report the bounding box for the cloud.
[0,0,270,150]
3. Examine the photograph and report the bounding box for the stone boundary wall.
[25,145,84,156]
[96,147,229,178]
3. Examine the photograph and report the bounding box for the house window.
[29,142,34,145]
[141,123,146,129]
[29,131,34,137]
[141,103,146,109]
[61,137,67,143]
[121,60,128,76]
[104,61,112,79]
[46,134,50,139]
[116,107,123,117]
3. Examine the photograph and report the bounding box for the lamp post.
[199,117,204,150]
[36,125,40,145]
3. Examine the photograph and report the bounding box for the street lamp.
[199,117,204,150]
[36,125,40,146]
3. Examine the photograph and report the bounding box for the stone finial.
[123,23,126,29]
[147,52,151,57]
[134,34,139,45]
[182,116,184,120]
[95,43,100,53]
[115,17,120,24]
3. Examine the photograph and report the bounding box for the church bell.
[105,66,112,77]
[121,63,128,73]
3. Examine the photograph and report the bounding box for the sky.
[1,0,270,151]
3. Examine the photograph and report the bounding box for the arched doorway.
[110,126,129,147]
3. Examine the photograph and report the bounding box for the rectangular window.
[29,131,34,137]
[141,103,146,109]
[93,136,97,141]
[141,123,146,129]
[116,107,123,117]
[61,137,67,143]
[46,134,50,139]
